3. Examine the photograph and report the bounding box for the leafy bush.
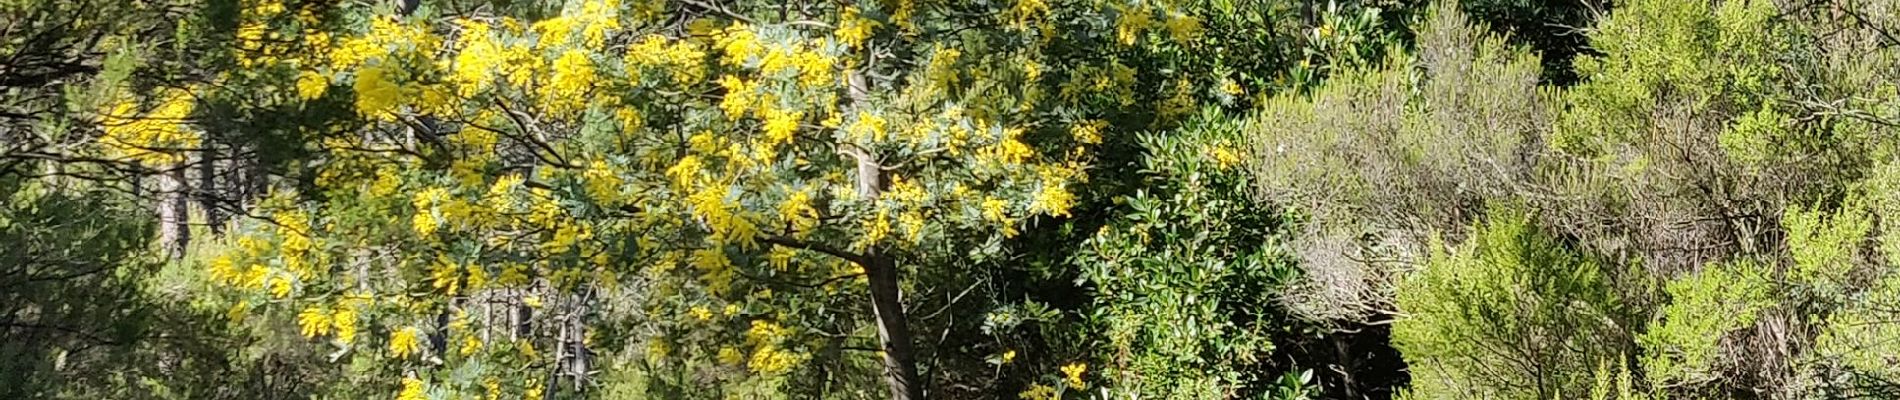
[1075,110,1298,399]
[1393,208,1635,400]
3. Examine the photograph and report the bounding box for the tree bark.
[198,144,225,234]
[157,165,189,259]
[845,144,921,400]
[864,251,922,400]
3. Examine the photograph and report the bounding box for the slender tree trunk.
[864,251,922,400]
[157,164,189,258]
[570,289,592,393]
[199,143,225,234]
[846,144,921,400]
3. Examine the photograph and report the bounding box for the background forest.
[2,0,1899,399]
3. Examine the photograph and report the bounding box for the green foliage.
[1785,201,1875,295]
[1075,110,1296,398]
[1555,0,1787,155]
[1638,260,1774,388]
[1394,208,1633,400]
[1588,357,1651,400]
[0,178,261,399]
[11,0,1900,398]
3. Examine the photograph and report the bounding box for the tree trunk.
[198,144,225,234]
[157,165,189,259]
[865,251,921,400]
[845,144,921,400]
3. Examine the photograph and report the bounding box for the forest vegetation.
[2,0,1899,399]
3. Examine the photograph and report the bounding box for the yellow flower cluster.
[692,248,735,295]
[1031,166,1078,217]
[988,128,1036,165]
[1209,144,1242,168]
[1018,383,1056,400]
[297,306,331,337]
[849,113,889,142]
[334,296,362,344]
[1071,120,1106,145]
[716,24,765,66]
[330,17,436,71]
[717,75,758,119]
[926,47,963,89]
[460,335,483,355]
[452,20,504,97]
[686,185,759,247]
[749,343,805,375]
[353,63,402,120]
[761,109,803,152]
[397,376,426,400]
[296,71,329,100]
[390,326,422,358]
[583,160,624,204]
[777,187,820,234]
[411,187,451,237]
[1061,362,1088,389]
[99,89,198,166]
[981,197,1010,223]
[666,155,704,189]
[234,0,300,67]
[576,0,623,49]
[857,210,893,249]
[626,34,706,84]
[744,320,806,375]
[431,256,464,295]
[758,42,836,88]
[835,7,879,48]
[543,50,597,115]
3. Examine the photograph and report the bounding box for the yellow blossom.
[716,24,763,66]
[296,71,329,100]
[333,306,359,344]
[268,275,294,298]
[1031,182,1075,218]
[981,197,1009,223]
[834,8,879,48]
[1071,120,1105,144]
[545,50,597,115]
[297,306,331,338]
[397,377,426,400]
[1209,145,1241,168]
[717,346,745,365]
[525,382,544,400]
[1116,5,1152,45]
[1019,383,1056,400]
[850,113,888,141]
[1061,362,1087,389]
[390,327,422,358]
[352,63,401,119]
[992,135,1035,165]
[763,109,802,149]
[453,25,503,96]
[748,343,805,374]
[99,89,198,166]
[460,335,483,355]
